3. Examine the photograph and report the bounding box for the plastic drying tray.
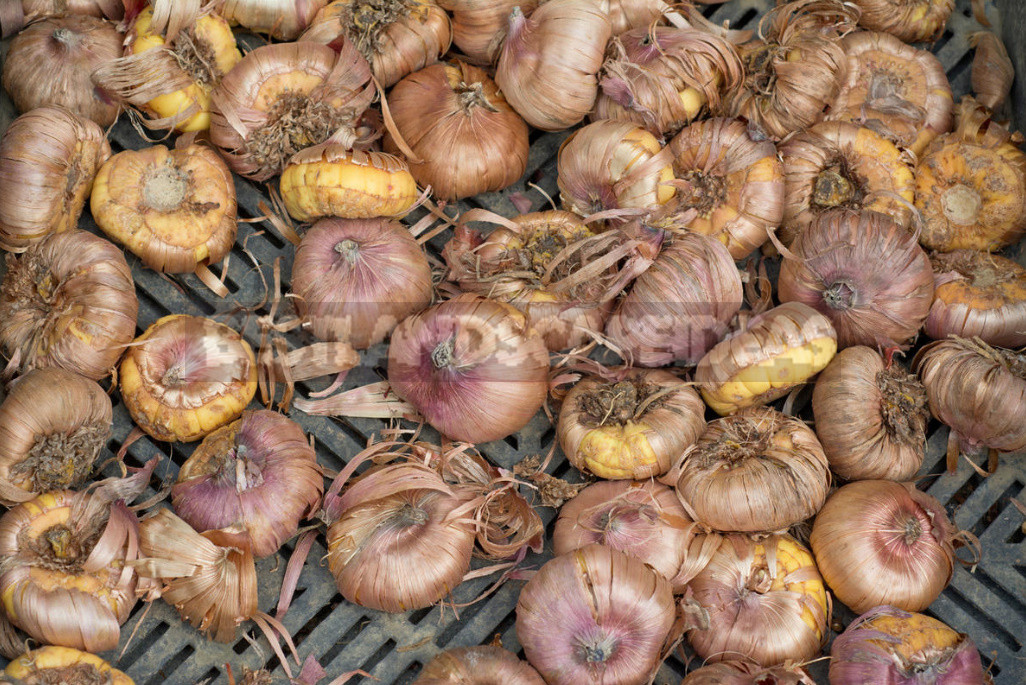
[0,0,1023,682]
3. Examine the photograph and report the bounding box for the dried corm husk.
[683,534,829,666]
[3,646,134,684]
[292,217,433,349]
[682,659,816,684]
[516,544,675,685]
[926,250,1026,348]
[323,438,542,612]
[851,0,953,43]
[443,211,630,351]
[606,232,743,367]
[558,119,675,221]
[605,0,670,35]
[387,295,549,443]
[0,230,138,381]
[593,27,744,137]
[810,480,972,613]
[914,336,1026,471]
[812,346,928,482]
[90,143,237,274]
[496,0,612,131]
[557,368,705,480]
[300,0,451,88]
[209,40,375,181]
[779,121,915,245]
[668,406,831,534]
[970,31,1013,111]
[133,508,259,643]
[93,5,242,132]
[778,209,935,349]
[383,62,529,201]
[221,0,328,40]
[437,0,536,65]
[829,605,988,685]
[0,106,111,253]
[915,97,1026,252]
[414,646,545,684]
[696,302,837,415]
[728,0,859,140]
[830,30,953,156]
[0,368,112,505]
[554,479,715,591]
[280,143,420,222]
[668,117,784,258]
[119,315,258,443]
[172,410,324,558]
[1,1,123,37]
[0,465,153,652]
[2,14,122,127]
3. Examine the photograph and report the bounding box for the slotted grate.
[0,0,1023,682]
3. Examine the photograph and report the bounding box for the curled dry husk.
[1,1,123,37]
[209,41,374,181]
[496,0,612,131]
[682,660,816,684]
[292,217,433,349]
[778,209,935,349]
[0,368,112,505]
[683,534,829,666]
[810,480,969,613]
[0,230,138,381]
[668,406,830,534]
[280,143,420,222]
[387,294,549,444]
[384,62,529,201]
[695,302,837,416]
[594,27,744,137]
[812,346,928,481]
[830,30,953,156]
[443,211,628,351]
[668,117,784,258]
[553,479,714,591]
[829,605,988,685]
[779,121,915,245]
[325,438,543,612]
[437,0,536,65]
[558,119,675,218]
[414,646,544,684]
[728,0,858,140]
[852,0,953,43]
[605,232,743,367]
[92,6,242,132]
[90,143,237,274]
[914,337,1026,463]
[970,31,1013,111]
[915,98,1026,252]
[119,315,258,443]
[926,250,1026,348]
[2,14,122,127]
[0,106,110,253]
[221,0,328,39]
[516,544,675,685]
[557,367,705,480]
[3,646,134,684]
[0,464,153,652]
[133,508,257,642]
[300,0,451,88]
[172,410,323,558]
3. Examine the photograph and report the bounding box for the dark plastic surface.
[0,1,1022,683]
